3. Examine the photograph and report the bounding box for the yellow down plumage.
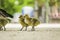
[0,17,11,31]
[19,14,40,31]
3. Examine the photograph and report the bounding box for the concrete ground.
[0,28,60,40]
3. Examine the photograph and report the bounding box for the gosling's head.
[19,15,24,19]
[24,14,29,18]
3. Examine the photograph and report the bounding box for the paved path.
[0,28,60,40]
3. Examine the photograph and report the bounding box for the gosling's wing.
[19,17,28,27]
[0,18,8,26]
[31,18,40,26]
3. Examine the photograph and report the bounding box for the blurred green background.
[0,0,34,15]
[0,0,60,23]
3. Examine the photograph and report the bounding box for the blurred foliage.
[49,0,57,6]
[49,0,60,7]
[37,0,60,7]
[37,0,46,6]
[0,0,60,15]
[0,0,34,15]
[57,0,60,7]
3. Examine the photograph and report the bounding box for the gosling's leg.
[20,27,24,31]
[0,27,2,31]
[31,26,35,31]
[1,27,3,30]
[25,26,27,31]
[4,26,6,31]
